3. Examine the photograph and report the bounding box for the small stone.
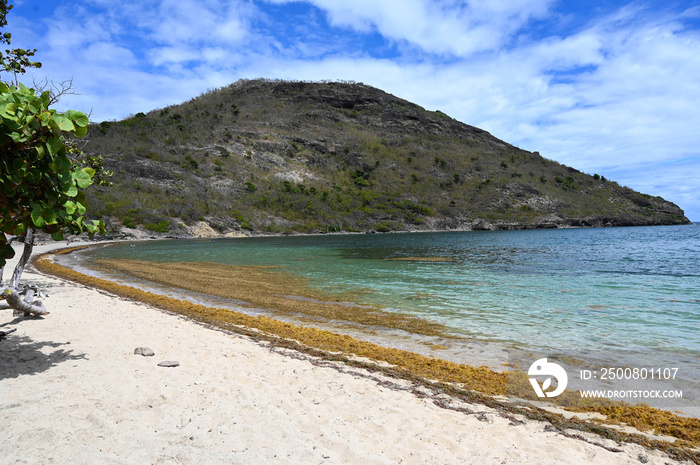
[134,347,155,356]
[158,360,180,367]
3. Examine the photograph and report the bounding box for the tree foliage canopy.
[0,82,107,266]
[0,1,110,318]
[0,1,41,81]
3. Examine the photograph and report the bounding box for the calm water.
[79,225,700,356]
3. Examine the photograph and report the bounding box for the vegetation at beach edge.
[0,2,111,315]
[34,246,700,461]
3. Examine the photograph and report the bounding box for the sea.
[65,224,700,413]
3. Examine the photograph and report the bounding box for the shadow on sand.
[0,316,87,379]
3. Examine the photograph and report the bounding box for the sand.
[0,242,686,464]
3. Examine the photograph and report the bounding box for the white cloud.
[148,46,204,67]
[266,0,554,56]
[607,160,700,220]
[144,0,248,46]
[83,42,138,66]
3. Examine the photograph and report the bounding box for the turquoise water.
[80,225,700,357]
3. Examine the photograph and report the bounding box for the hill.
[82,79,690,237]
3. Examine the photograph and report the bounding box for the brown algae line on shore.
[31,246,700,458]
[91,258,450,338]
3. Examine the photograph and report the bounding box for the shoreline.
[60,243,700,419]
[105,220,696,242]
[1,241,698,463]
[37,241,700,412]
[66,234,700,411]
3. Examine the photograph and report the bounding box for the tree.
[0,2,110,316]
[0,1,41,84]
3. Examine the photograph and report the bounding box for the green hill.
[83,79,690,236]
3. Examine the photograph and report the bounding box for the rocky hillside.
[82,79,690,237]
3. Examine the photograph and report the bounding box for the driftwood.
[3,288,48,315]
[1,230,49,316]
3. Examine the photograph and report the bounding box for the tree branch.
[32,77,78,106]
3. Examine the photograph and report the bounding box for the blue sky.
[7,0,700,220]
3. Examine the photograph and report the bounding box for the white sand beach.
[0,243,687,464]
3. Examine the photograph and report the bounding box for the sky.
[6,0,700,220]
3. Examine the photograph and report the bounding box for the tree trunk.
[0,230,49,316]
[10,229,35,289]
[0,233,20,287]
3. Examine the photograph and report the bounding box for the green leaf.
[64,184,78,197]
[46,137,64,156]
[12,157,27,175]
[44,190,58,206]
[31,206,57,227]
[65,110,89,128]
[86,219,105,237]
[57,171,72,185]
[31,207,45,227]
[0,218,15,234]
[8,169,21,183]
[13,222,26,236]
[52,114,75,132]
[42,208,57,225]
[76,201,86,216]
[53,154,72,173]
[27,168,41,183]
[73,125,88,138]
[9,130,24,142]
[73,169,92,188]
[3,102,18,116]
[63,200,77,215]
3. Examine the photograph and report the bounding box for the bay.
[67,224,700,413]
